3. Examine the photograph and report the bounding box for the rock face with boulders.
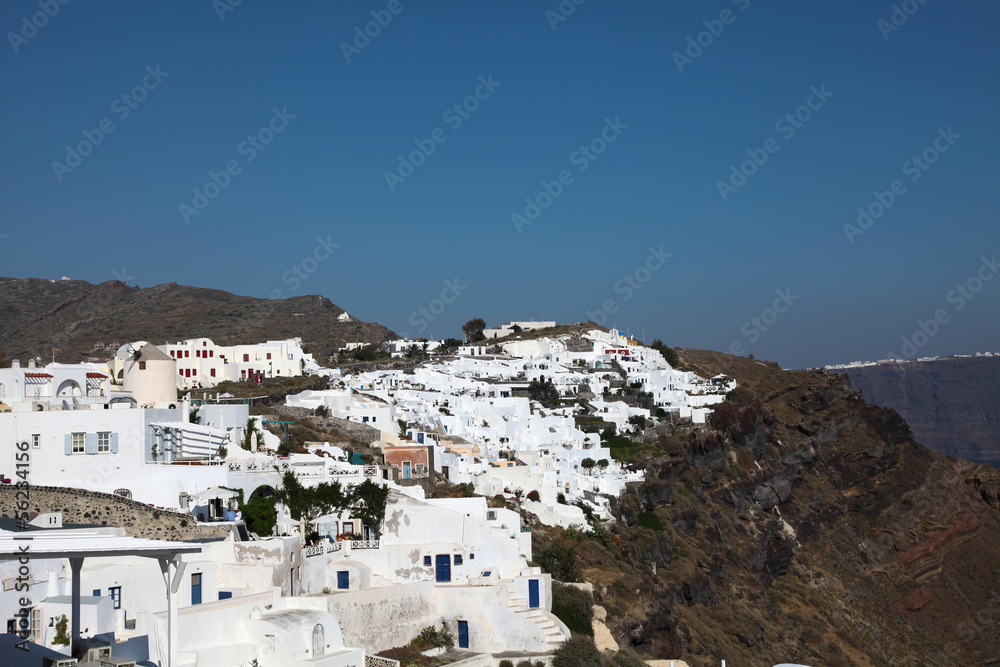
[0,485,230,541]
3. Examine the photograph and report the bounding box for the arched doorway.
[56,379,82,397]
[311,624,324,657]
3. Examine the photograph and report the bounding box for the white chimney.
[11,359,20,368]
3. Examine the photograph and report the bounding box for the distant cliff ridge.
[836,356,1000,467]
[0,277,397,363]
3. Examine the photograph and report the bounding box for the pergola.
[0,528,202,667]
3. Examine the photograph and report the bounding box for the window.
[97,432,111,453]
[191,573,202,605]
[210,369,216,377]
[72,433,85,453]
[454,554,463,565]
[337,571,349,590]
[243,354,250,362]
[139,361,146,370]
[109,586,121,610]
[185,350,190,358]
[209,350,214,357]
[469,553,475,560]
[218,591,232,600]
[266,353,272,360]
[31,434,40,449]
[424,556,432,566]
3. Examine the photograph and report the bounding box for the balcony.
[303,540,378,557]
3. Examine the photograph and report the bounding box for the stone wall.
[274,405,384,444]
[0,485,230,541]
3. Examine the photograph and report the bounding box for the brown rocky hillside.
[0,277,396,363]
[531,348,1000,666]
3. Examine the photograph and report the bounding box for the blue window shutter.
[64,434,72,455]
[84,433,98,454]
[111,433,119,453]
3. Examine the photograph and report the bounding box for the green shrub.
[637,511,663,532]
[408,625,453,650]
[551,582,594,637]
[552,634,603,667]
[535,542,581,582]
[499,661,514,667]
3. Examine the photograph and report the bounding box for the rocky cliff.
[840,357,1000,467]
[530,349,1000,666]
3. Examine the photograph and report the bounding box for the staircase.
[505,591,568,651]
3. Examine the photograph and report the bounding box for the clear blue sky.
[2,1,998,368]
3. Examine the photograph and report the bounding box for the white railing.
[228,458,287,473]
[365,656,401,667]
[303,541,345,557]
[364,466,379,477]
[350,539,379,550]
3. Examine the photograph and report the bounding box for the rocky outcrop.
[0,485,229,541]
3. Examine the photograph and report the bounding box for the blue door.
[191,574,202,605]
[403,462,411,479]
[337,571,349,590]
[528,579,540,608]
[435,554,451,582]
[457,620,469,649]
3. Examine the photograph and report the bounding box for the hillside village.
[0,321,738,667]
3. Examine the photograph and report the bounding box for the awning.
[190,487,239,502]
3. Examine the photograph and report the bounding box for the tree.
[241,493,278,536]
[528,377,560,406]
[581,458,596,474]
[350,479,390,538]
[535,541,581,582]
[462,318,486,343]
[53,614,70,646]
[441,338,463,350]
[242,418,262,451]
[650,339,680,368]
[597,458,609,471]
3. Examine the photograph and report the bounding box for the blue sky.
[1,1,998,369]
